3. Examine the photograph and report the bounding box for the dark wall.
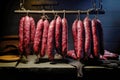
[0,0,120,54]
[101,0,120,53]
[0,0,19,36]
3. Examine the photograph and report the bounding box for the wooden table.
[0,55,120,80]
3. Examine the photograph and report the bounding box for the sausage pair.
[33,19,49,58]
[47,16,68,60]
[72,19,85,60]
[18,16,35,58]
[72,16,104,60]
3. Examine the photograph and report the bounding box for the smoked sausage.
[97,19,104,55]
[72,19,78,56]
[33,19,44,55]
[91,18,99,59]
[62,18,68,57]
[55,16,62,54]
[77,20,85,60]
[83,16,92,59]
[30,17,35,47]
[18,17,25,53]
[41,19,49,57]
[23,16,31,57]
[47,20,55,60]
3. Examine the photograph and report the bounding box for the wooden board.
[16,55,74,69]
[0,62,17,67]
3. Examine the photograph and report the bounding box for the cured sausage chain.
[18,15,104,62]
[33,18,50,61]
[71,16,104,61]
[18,16,35,60]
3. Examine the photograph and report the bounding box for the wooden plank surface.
[0,54,119,69]
[0,62,17,67]
[17,62,75,68]
[16,55,75,69]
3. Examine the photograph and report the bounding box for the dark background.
[0,0,120,54]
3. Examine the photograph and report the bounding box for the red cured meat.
[47,20,56,60]
[55,16,62,55]
[23,16,31,56]
[72,19,78,56]
[91,18,99,59]
[30,17,36,47]
[83,16,92,59]
[97,19,104,55]
[67,50,77,60]
[62,18,68,57]
[41,19,49,57]
[33,19,44,55]
[18,17,25,53]
[77,20,85,60]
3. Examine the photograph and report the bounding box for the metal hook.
[42,10,45,16]
[45,15,50,20]
[54,13,58,19]
[77,10,80,20]
[41,10,46,20]
[99,0,103,9]
[26,10,29,16]
[52,10,55,15]
[54,10,58,19]
[63,10,66,18]
[87,9,90,16]
[55,12,58,17]
[52,10,56,20]
[20,0,25,10]
[94,9,99,19]
[92,0,96,10]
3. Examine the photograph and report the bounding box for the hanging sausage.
[55,16,62,55]
[18,10,105,62]
[91,18,100,59]
[62,15,68,58]
[83,14,92,60]
[91,17,104,59]
[23,16,31,57]
[18,15,36,60]
[97,19,104,55]
[33,19,44,57]
[30,17,36,51]
[77,19,85,60]
[47,19,56,61]
[18,17,25,53]
[41,19,49,57]
[72,19,78,56]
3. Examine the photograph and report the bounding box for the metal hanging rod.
[14,9,105,14]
